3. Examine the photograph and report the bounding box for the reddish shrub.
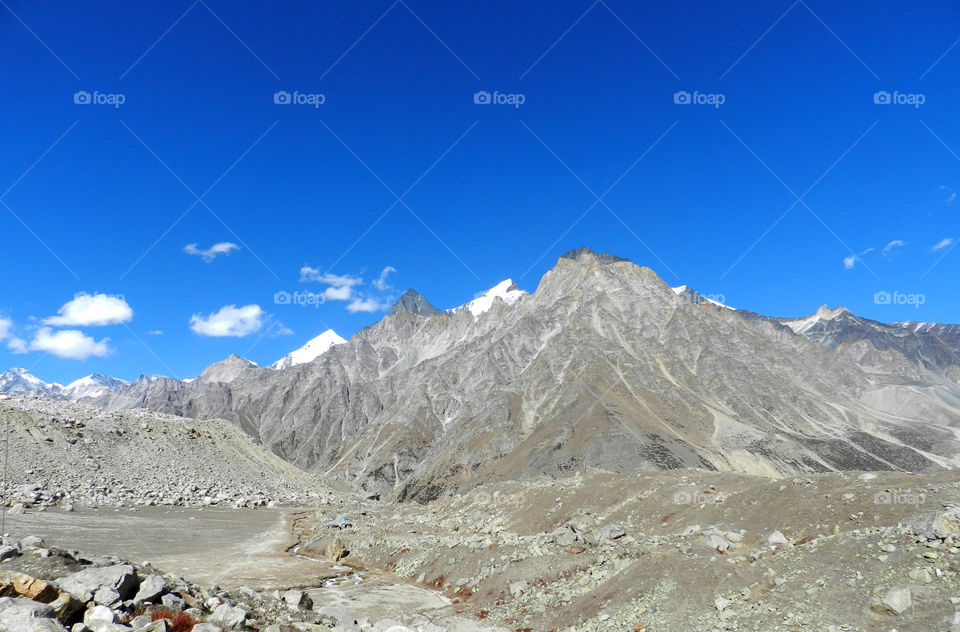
[150,609,197,632]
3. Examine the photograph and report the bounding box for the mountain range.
[6,247,960,502]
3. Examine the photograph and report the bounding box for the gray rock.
[209,604,246,629]
[596,524,626,540]
[0,544,21,561]
[767,530,789,546]
[20,535,44,548]
[93,586,122,607]
[0,597,57,631]
[282,589,312,610]
[57,565,138,602]
[190,624,221,632]
[160,593,185,610]
[877,587,912,615]
[133,575,166,604]
[130,614,153,628]
[83,604,116,630]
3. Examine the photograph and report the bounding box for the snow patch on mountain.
[272,329,347,370]
[450,280,527,317]
[62,374,128,399]
[0,368,60,395]
[783,305,848,335]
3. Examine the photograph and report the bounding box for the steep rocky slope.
[93,248,960,501]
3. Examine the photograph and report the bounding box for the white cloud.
[0,316,26,353]
[190,304,264,337]
[299,267,362,287]
[146,329,163,335]
[6,337,27,354]
[843,255,856,270]
[347,297,389,313]
[30,327,110,360]
[184,242,239,263]
[45,292,133,327]
[932,238,954,251]
[373,266,397,291]
[323,286,353,301]
[882,240,904,257]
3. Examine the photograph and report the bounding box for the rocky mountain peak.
[390,289,444,317]
[558,246,628,265]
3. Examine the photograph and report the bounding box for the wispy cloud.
[842,247,874,270]
[45,292,133,327]
[932,237,954,251]
[299,268,362,287]
[0,316,27,354]
[184,242,240,262]
[373,266,397,291]
[299,265,397,313]
[146,329,163,335]
[882,240,904,257]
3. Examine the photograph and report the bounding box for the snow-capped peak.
[0,368,56,394]
[783,305,848,334]
[450,280,527,317]
[62,373,127,399]
[272,329,347,370]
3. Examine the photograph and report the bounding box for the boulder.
[93,586,121,607]
[283,589,312,610]
[133,576,166,604]
[160,593,185,611]
[191,624,221,632]
[0,596,57,630]
[12,574,59,602]
[874,587,912,615]
[209,603,246,629]
[596,524,626,540]
[0,545,21,561]
[49,591,84,623]
[57,565,138,602]
[83,604,116,630]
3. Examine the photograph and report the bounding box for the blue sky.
[1,0,958,383]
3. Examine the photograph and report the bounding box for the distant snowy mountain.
[0,368,61,396]
[272,329,347,370]
[449,280,527,317]
[61,374,128,399]
[0,368,127,400]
